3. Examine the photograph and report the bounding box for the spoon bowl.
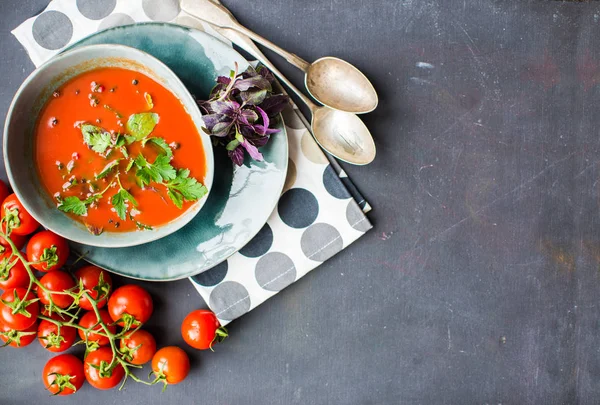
[311,107,376,165]
[306,57,379,114]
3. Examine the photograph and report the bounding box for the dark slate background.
[1,0,600,404]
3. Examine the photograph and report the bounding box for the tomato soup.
[34,67,207,234]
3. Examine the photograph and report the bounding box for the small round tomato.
[1,194,39,236]
[0,287,39,330]
[151,346,190,385]
[26,230,69,272]
[74,266,112,310]
[119,329,157,365]
[0,319,37,348]
[36,271,75,309]
[0,252,29,291]
[0,180,11,205]
[84,347,125,390]
[38,319,77,353]
[0,224,26,252]
[43,354,85,396]
[108,285,153,328]
[78,310,116,347]
[181,309,228,350]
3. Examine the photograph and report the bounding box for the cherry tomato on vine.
[0,287,39,330]
[119,329,157,365]
[74,265,112,310]
[43,354,85,396]
[1,194,39,236]
[181,309,228,350]
[0,224,26,251]
[78,310,116,347]
[26,230,69,272]
[84,346,125,390]
[0,180,11,205]
[0,319,37,348]
[38,318,77,353]
[0,252,29,291]
[36,271,75,309]
[151,346,190,386]
[108,285,153,328]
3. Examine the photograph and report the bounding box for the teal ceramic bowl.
[3,44,214,248]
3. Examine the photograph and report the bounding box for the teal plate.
[66,23,288,281]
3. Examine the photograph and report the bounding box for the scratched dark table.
[1,0,599,404]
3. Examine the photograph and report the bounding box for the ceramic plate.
[66,23,288,281]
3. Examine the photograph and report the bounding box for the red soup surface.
[34,67,207,234]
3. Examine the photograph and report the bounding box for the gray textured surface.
[1,0,599,404]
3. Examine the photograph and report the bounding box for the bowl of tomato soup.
[4,44,214,247]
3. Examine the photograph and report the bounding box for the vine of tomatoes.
[0,183,228,396]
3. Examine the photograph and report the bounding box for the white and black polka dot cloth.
[13,0,373,325]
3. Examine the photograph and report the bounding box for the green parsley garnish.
[165,169,208,209]
[96,159,121,180]
[134,154,176,186]
[141,137,173,158]
[81,124,112,154]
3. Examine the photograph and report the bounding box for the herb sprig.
[198,64,288,166]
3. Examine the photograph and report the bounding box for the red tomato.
[0,224,26,252]
[43,354,85,396]
[151,346,190,385]
[26,230,69,272]
[108,285,153,328]
[74,266,112,310]
[36,271,76,309]
[38,319,77,353]
[0,287,39,330]
[0,180,11,205]
[78,310,116,347]
[119,329,157,365]
[84,347,125,390]
[181,309,228,350]
[0,194,39,236]
[0,252,29,291]
[0,319,37,348]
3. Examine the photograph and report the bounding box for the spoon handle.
[181,0,311,72]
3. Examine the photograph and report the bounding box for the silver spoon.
[181,0,379,115]
[179,10,376,165]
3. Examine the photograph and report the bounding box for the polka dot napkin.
[12,0,373,325]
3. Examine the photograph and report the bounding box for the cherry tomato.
[78,310,116,347]
[0,180,11,205]
[26,230,69,272]
[74,266,112,310]
[1,194,39,236]
[43,354,85,396]
[84,347,125,390]
[0,224,26,251]
[0,252,29,291]
[0,287,39,330]
[151,346,190,385]
[0,319,37,348]
[108,284,153,328]
[181,309,228,350]
[119,330,157,365]
[36,271,75,309]
[38,318,77,353]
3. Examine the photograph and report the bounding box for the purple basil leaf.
[241,66,258,78]
[247,134,271,147]
[241,89,268,106]
[233,75,272,92]
[228,146,245,166]
[241,139,264,161]
[202,113,224,131]
[259,94,289,117]
[256,65,275,83]
[211,100,240,115]
[212,120,234,137]
[217,76,231,85]
[239,109,259,125]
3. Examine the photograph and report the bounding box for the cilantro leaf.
[96,159,121,180]
[127,113,159,141]
[111,188,138,221]
[58,196,89,216]
[142,137,173,158]
[166,169,208,209]
[134,154,176,186]
[81,124,112,154]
